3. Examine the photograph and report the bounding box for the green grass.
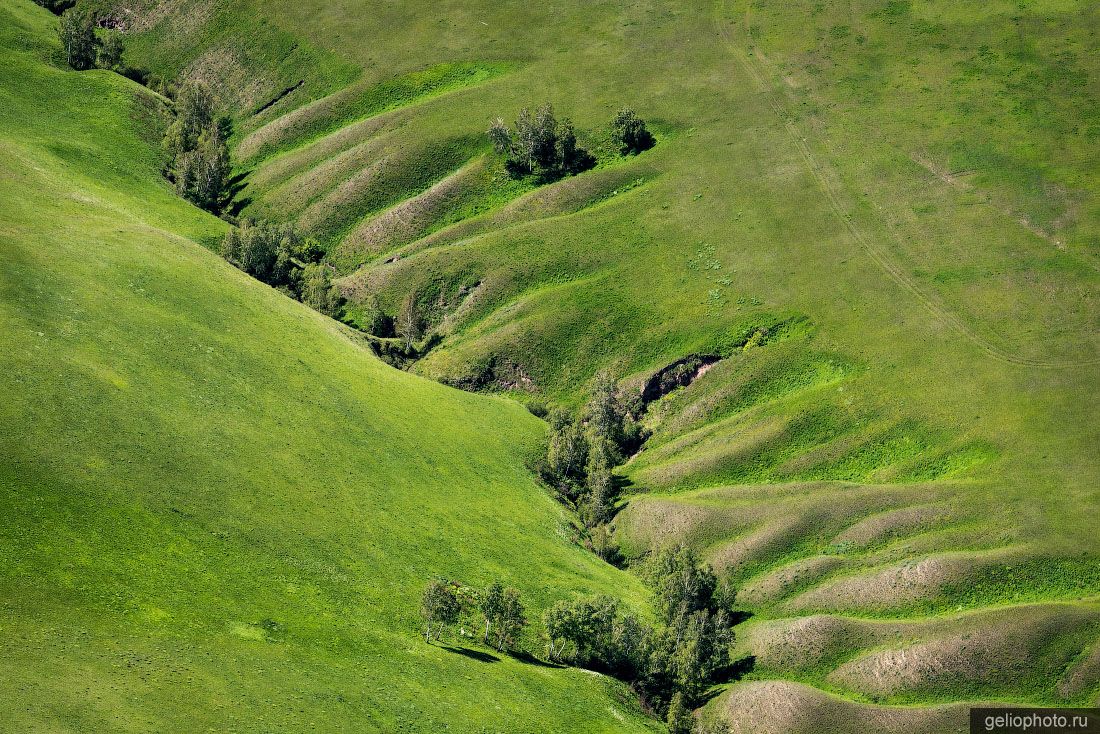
[0,4,659,732]
[6,0,1100,728]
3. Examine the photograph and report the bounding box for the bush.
[610,107,655,155]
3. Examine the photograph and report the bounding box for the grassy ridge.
[0,4,658,731]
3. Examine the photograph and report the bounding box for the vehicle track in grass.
[712,0,1100,370]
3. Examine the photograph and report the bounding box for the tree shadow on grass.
[441,646,501,663]
[508,649,565,669]
[697,655,757,705]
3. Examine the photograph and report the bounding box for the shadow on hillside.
[441,646,500,663]
[729,610,754,626]
[509,650,564,669]
[715,655,756,686]
[696,655,756,705]
[225,171,253,217]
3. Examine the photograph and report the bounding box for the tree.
[396,293,422,351]
[543,600,574,661]
[646,544,718,628]
[164,81,215,160]
[175,123,229,212]
[666,691,693,734]
[673,610,733,705]
[489,103,593,179]
[487,117,511,155]
[584,372,626,452]
[610,107,655,155]
[58,8,97,71]
[512,106,538,171]
[493,587,527,651]
[420,579,460,643]
[546,408,588,493]
[581,435,614,527]
[222,221,288,283]
[97,32,124,71]
[479,581,505,645]
[530,102,559,170]
[299,263,343,318]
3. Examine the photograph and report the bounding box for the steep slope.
[0,4,657,732]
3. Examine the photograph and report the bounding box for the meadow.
[2,0,1098,731]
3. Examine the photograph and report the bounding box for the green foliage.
[480,581,505,644]
[494,587,528,651]
[546,407,588,494]
[221,220,343,317]
[666,691,692,734]
[57,7,95,70]
[174,123,230,211]
[420,579,461,642]
[395,292,423,351]
[489,102,595,179]
[162,81,230,212]
[298,262,343,318]
[644,544,718,627]
[164,81,215,158]
[544,547,737,714]
[541,374,640,527]
[96,31,123,71]
[610,108,655,155]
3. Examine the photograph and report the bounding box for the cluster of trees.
[222,221,343,317]
[420,579,527,652]
[487,102,595,180]
[486,105,654,181]
[543,545,737,726]
[164,81,231,212]
[539,374,644,533]
[56,7,124,72]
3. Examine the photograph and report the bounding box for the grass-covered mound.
[0,3,658,731]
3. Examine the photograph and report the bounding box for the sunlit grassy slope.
[9,0,1100,729]
[0,3,658,732]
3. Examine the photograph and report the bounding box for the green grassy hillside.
[5,0,1099,730]
[0,3,658,731]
